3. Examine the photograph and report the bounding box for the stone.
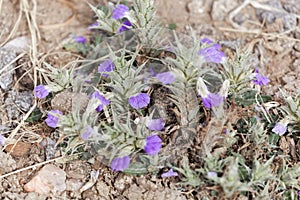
[5,142,32,157]
[51,90,89,113]
[0,37,30,90]
[24,164,66,195]
[211,0,238,21]
[4,90,33,120]
[187,0,205,14]
[0,48,16,90]
[0,151,17,175]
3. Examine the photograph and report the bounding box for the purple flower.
[95,105,104,112]
[33,85,49,99]
[272,122,287,136]
[161,169,178,178]
[91,91,110,104]
[253,68,270,86]
[111,155,130,172]
[147,118,165,131]
[85,80,92,84]
[197,77,225,109]
[149,68,155,76]
[207,171,218,178]
[200,38,214,44]
[202,93,224,109]
[144,135,162,156]
[45,110,62,128]
[88,21,98,30]
[81,126,93,140]
[112,4,129,20]
[155,72,175,85]
[0,134,6,146]
[98,59,115,77]
[128,93,150,109]
[198,38,226,63]
[74,36,87,44]
[119,19,132,33]
[298,190,300,195]
[91,91,110,112]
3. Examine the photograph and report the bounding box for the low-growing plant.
[28,0,300,198]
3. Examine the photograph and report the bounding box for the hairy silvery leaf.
[124,161,148,175]
[278,92,300,133]
[202,151,227,174]
[256,181,273,199]
[221,50,253,95]
[249,121,269,148]
[250,156,274,187]
[42,62,75,93]
[89,4,120,34]
[57,97,100,136]
[217,158,251,197]
[131,0,157,29]
[167,31,203,81]
[278,158,300,189]
[113,0,161,48]
[173,156,202,187]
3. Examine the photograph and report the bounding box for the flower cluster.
[119,20,132,33]
[147,118,165,131]
[198,38,226,64]
[98,59,115,77]
[33,85,49,99]
[90,91,110,112]
[144,135,162,155]
[28,0,300,198]
[197,77,229,109]
[112,4,133,33]
[128,93,150,109]
[111,155,131,172]
[252,68,270,86]
[112,4,129,20]
[110,118,164,172]
[45,110,62,128]
[155,72,175,85]
[74,36,87,44]
[161,169,178,178]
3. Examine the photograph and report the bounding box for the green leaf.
[235,90,272,106]
[168,23,177,30]
[63,43,77,51]
[268,133,279,146]
[97,5,109,15]
[124,162,148,175]
[25,109,43,122]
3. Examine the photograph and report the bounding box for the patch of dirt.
[1,0,299,199]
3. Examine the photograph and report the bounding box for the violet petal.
[45,110,62,128]
[33,85,49,99]
[161,169,178,178]
[81,126,93,140]
[155,72,175,85]
[272,123,287,136]
[119,19,132,33]
[144,135,162,156]
[147,118,165,131]
[128,93,150,109]
[111,156,130,172]
[112,4,129,20]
